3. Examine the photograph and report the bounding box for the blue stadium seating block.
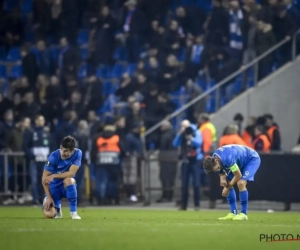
[0,65,7,78]
[7,47,21,62]
[77,30,89,45]
[9,65,23,78]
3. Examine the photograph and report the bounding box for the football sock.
[239,190,248,214]
[66,184,77,213]
[54,200,61,213]
[227,188,238,214]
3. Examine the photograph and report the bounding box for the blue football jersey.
[213,144,258,174]
[44,148,82,188]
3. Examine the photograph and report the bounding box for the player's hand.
[220,179,228,187]
[43,176,54,185]
[222,187,230,197]
[44,197,54,211]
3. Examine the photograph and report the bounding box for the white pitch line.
[3,223,300,232]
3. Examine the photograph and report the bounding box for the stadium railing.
[143,30,300,139]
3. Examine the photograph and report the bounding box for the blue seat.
[96,65,112,79]
[7,47,21,61]
[80,48,89,61]
[234,79,242,94]
[9,65,23,78]
[206,97,215,113]
[77,30,89,45]
[126,63,137,76]
[0,65,7,78]
[103,81,114,96]
[111,63,125,78]
[1,81,9,94]
[0,47,6,60]
[77,64,87,78]
[21,0,32,13]
[197,79,207,91]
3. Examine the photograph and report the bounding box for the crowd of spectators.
[0,0,299,204]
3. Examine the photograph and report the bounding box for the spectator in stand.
[228,0,249,60]
[219,124,247,146]
[83,75,103,112]
[233,113,244,136]
[159,54,180,93]
[35,40,55,76]
[0,109,15,151]
[90,6,116,66]
[254,20,276,80]
[253,125,271,152]
[33,0,52,40]
[21,44,39,88]
[242,116,256,148]
[20,92,40,121]
[185,36,205,79]
[204,0,229,48]
[0,93,13,121]
[162,19,184,57]
[121,0,148,63]
[3,8,24,50]
[57,37,81,88]
[146,57,160,83]
[64,91,86,119]
[175,6,207,37]
[184,79,205,124]
[264,114,281,151]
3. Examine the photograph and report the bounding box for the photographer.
[173,120,203,210]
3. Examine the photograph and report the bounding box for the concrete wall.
[210,57,300,151]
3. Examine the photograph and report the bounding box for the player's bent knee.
[63,177,76,187]
[237,180,247,190]
[43,207,56,219]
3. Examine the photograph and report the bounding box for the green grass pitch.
[0,207,300,250]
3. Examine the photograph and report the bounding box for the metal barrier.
[0,152,27,196]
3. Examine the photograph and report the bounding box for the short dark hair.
[203,157,217,174]
[61,136,76,150]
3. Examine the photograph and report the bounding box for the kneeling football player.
[42,136,82,219]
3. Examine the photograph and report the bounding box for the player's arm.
[42,169,53,199]
[226,164,242,188]
[219,170,228,187]
[51,165,80,179]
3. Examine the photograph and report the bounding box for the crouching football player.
[42,136,81,219]
[203,144,261,220]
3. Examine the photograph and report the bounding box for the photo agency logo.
[260,234,300,242]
